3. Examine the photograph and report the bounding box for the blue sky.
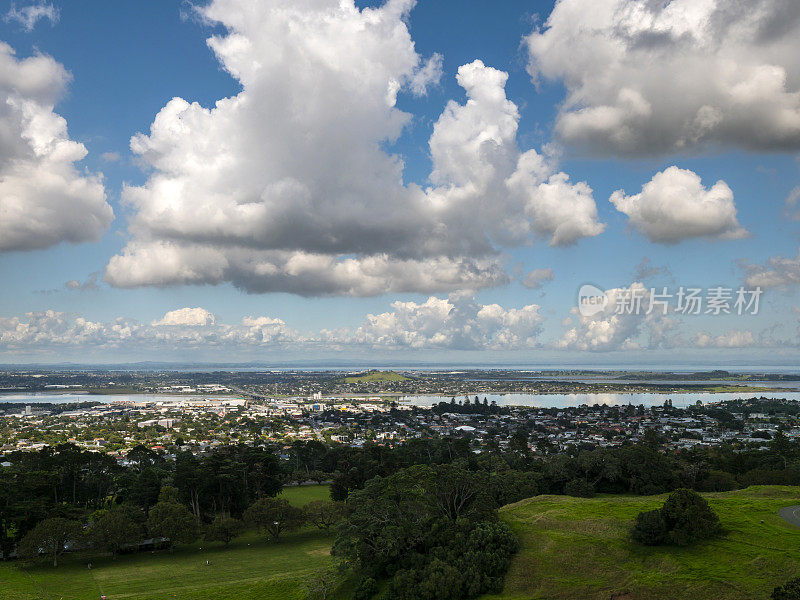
[1,0,800,365]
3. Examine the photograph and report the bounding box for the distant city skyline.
[2,0,800,364]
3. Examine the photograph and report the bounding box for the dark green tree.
[88,506,143,559]
[18,517,83,567]
[303,500,346,532]
[204,515,244,547]
[146,496,199,551]
[244,497,304,541]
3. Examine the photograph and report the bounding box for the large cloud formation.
[105,0,603,296]
[0,43,112,252]
[557,283,677,351]
[526,0,800,156]
[328,293,544,350]
[610,167,747,243]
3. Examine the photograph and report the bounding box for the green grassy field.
[280,484,331,505]
[485,485,800,600]
[0,485,334,600]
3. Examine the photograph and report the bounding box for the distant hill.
[342,370,410,383]
[484,486,800,600]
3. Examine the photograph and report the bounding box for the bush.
[773,577,800,599]
[661,488,721,546]
[631,509,667,545]
[564,479,595,498]
[631,488,721,546]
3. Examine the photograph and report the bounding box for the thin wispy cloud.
[4,2,59,32]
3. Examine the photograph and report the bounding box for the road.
[778,505,800,527]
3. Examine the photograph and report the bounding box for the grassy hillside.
[342,370,409,383]
[0,485,335,600]
[485,486,800,600]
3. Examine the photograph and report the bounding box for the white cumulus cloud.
[610,167,748,243]
[0,296,545,356]
[742,249,800,288]
[557,283,677,351]
[526,0,800,155]
[152,307,216,327]
[0,308,300,353]
[326,293,544,350]
[0,42,112,252]
[105,0,603,296]
[694,329,757,348]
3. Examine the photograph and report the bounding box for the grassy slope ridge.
[486,486,800,600]
[342,370,409,383]
[0,485,333,600]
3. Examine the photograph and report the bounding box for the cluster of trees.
[631,488,722,546]
[16,484,346,566]
[4,428,800,556]
[334,464,519,600]
[431,397,502,415]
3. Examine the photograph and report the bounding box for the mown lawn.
[0,529,333,600]
[0,485,335,600]
[280,484,331,505]
[484,485,800,600]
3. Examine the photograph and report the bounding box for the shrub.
[773,577,800,600]
[631,488,721,546]
[660,488,721,546]
[631,509,667,546]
